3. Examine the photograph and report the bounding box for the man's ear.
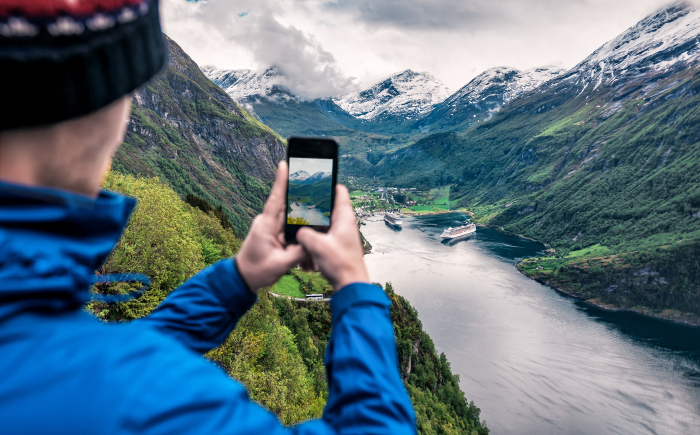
[100,156,113,188]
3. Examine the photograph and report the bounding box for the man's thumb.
[297,227,325,253]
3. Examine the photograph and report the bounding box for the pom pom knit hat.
[0,0,166,130]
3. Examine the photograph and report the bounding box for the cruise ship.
[384,212,403,228]
[441,222,476,239]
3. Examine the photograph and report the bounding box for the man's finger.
[263,160,288,217]
[297,226,326,254]
[279,243,308,268]
[330,185,355,227]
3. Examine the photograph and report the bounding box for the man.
[0,1,416,433]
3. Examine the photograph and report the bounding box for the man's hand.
[236,161,308,292]
[297,185,370,291]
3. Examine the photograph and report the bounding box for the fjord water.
[362,212,700,434]
[288,202,330,226]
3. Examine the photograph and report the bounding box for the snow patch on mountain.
[565,1,700,91]
[307,171,331,182]
[444,63,567,108]
[333,70,452,121]
[289,170,311,182]
[202,66,295,103]
[290,171,331,183]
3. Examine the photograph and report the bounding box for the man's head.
[0,0,166,197]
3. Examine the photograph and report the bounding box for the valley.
[204,2,700,326]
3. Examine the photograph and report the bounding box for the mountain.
[544,1,700,95]
[416,64,567,132]
[289,171,332,186]
[373,1,700,323]
[306,171,331,183]
[202,62,567,169]
[203,66,410,175]
[333,70,452,123]
[201,66,288,103]
[113,35,286,236]
[289,170,311,182]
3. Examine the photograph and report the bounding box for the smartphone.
[285,137,338,244]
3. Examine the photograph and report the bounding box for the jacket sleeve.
[120,282,416,435]
[136,258,257,354]
[315,282,417,434]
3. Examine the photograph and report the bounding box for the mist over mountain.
[289,170,311,182]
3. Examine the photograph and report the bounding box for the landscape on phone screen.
[287,157,333,226]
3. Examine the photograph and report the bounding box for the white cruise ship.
[384,212,403,228]
[441,222,476,239]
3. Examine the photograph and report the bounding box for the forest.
[91,171,488,435]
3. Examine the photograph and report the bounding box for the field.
[272,269,333,298]
[405,186,451,213]
[272,275,305,298]
[350,190,370,198]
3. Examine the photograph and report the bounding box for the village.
[349,184,452,219]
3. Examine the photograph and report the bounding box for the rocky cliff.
[113,35,286,235]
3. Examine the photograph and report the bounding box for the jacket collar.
[0,181,135,316]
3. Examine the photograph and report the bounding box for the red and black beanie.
[0,0,166,130]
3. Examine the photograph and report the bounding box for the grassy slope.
[272,275,305,298]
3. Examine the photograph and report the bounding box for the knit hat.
[0,0,166,131]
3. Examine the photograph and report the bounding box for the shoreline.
[401,208,473,217]
[518,268,700,328]
[475,220,698,327]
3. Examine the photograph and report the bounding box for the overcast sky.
[162,0,678,99]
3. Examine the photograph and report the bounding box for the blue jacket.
[0,181,416,434]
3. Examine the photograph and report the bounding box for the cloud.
[325,0,500,30]
[161,0,356,99]
[162,0,676,96]
[324,0,672,32]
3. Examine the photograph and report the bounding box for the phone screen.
[285,138,338,243]
[287,157,334,226]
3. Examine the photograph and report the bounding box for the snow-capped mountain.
[202,66,295,103]
[290,171,331,184]
[333,70,452,122]
[289,170,311,182]
[417,63,566,130]
[550,1,700,93]
[306,171,331,182]
[443,64,567,110]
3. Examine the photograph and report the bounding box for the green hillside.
[374,64,700,323]
[93,172,488,434]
